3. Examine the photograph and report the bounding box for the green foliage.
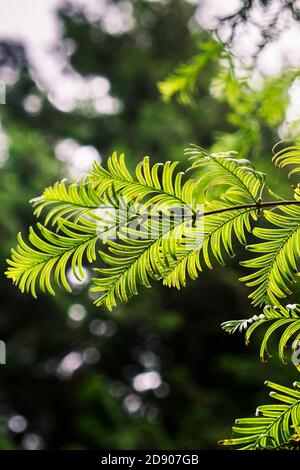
[6,0,300,451]
[5,139,300,450]
[272,141,300,177]
[89,152,196,207]
[6,217,99,297]
[240,142,300,307]
[157,28,300,451]
[222,304,300,363]
[31,179,104,225]
[160,42,299,167]
[158,40,225,105]
[212,71,298,162]
[185,145,265,203]
[162,200,255,289]
[5,142,300,310]
[219,380,300,450]
[240,204,300,307]
[162,145,264,288]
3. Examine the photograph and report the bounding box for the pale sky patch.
[194,0,300,134]
[0,0,131,113]
[0,0,300,134]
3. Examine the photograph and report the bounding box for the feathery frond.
[222,303,300,363]
[161,147,264,288]
[91,217,199,310]
[241,205,300,306]
[163,201,256,289]
[219,380,300,450]
[30,179,104,225]
[6,152,199,301]
[6,218,99,297]
[6,143,300,312]
[273,141,300,177]
[185,145,265,203]
[89,152,196,209]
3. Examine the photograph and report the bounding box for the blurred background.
[0,0,300,450]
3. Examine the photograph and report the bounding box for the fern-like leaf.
[89,152,196,209]
[241,205,300,306]
[222,303,300,363]
[7,144,300,311]
[161,146,265,288]
[91,218,199,310]
[163,201,256,289]
[6,218,99,297]
[185,145,265,203]
[7,153,200,303]
[219,381,300,450]
[273,142,300,177]
[30,179,104,225]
